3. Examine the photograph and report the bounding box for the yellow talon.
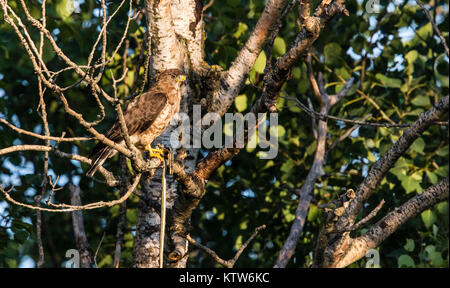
[144,144,173,174]
[145,144,165,162]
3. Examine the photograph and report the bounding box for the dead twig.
[186,225,266,268]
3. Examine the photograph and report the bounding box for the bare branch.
[342,199,385,232]
[94,232,106,268]
[209,0,289,116]
[314,96,449,268]
[416,0,449,57]
[114,156,129,268]
[282,95,449,128]
[186,225,266,268]
[0,118,92,142]
[337,96,449,229]
[334,179,448,268]
[0,174,141,213]
[327,114,372,152]
[0,145,119,186]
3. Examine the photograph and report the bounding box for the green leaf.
[234,94,248,112]
[416,23,433,40]
[405,50,418,75]
[324,42,342,66]
[233,22,248,39]
[291,67,301,79]
[405,50,419,64]
[42,39,56,62]
[234,235,243,250]
[307,204,319,222]
[239,220,248,230]
[375,73,402,88]
[273,125,286,138]
[410,137,425,153]
[398,254,415,268]
[367,151,376,162]
[126,209,138,224]
[401,174,422,194]
[282,207,295,222]
[436,146,449,157]
[429,251,444,267]
[273,37,286,56]
[280,160,295,175]
[435,165,449,177]
[436,202,448,215]
[421,209,437,228]
[411,95,431,107]
[425,171,438,184]
[253,51,266,74]
[56,0,75,20]
[424,245,444,267]
[403,239,415,252]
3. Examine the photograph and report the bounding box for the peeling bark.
[133,0,202,268]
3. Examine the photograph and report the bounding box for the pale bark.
[333,178,449,268]
[133,0,201,268]
[209,0,289,116]
[314,95,450,268]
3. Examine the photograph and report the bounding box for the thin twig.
[281,95,448,128]
[0,119,92,142]
[344,199,385,232]
[416,0,449,56]
[327,114,372,152]
[94,232,106,268]
[186,225,266,268]
[0,174,141,213]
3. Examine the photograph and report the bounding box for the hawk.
[87,69,186,177]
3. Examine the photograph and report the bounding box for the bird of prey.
[86,69,186,177]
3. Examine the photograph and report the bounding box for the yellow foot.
[145,144,165,162]
[144,144,173,174]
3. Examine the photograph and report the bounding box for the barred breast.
[132,99,181,150]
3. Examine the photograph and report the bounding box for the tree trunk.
[132,0,204,268]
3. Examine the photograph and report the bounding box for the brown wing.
[104,91,168,143]
[88,91,167,161]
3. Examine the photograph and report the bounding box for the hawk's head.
[156,69,187,86]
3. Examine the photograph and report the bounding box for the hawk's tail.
[86,144,113,177]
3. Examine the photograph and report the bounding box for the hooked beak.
[176,75,187,83]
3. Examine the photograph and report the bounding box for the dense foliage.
[0,0,448,268]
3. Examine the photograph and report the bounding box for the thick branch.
[336,96,449,230]
[196,1,349,180]
[209,0,289,116]
[314,96,449,268]
[334,178,449,268]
